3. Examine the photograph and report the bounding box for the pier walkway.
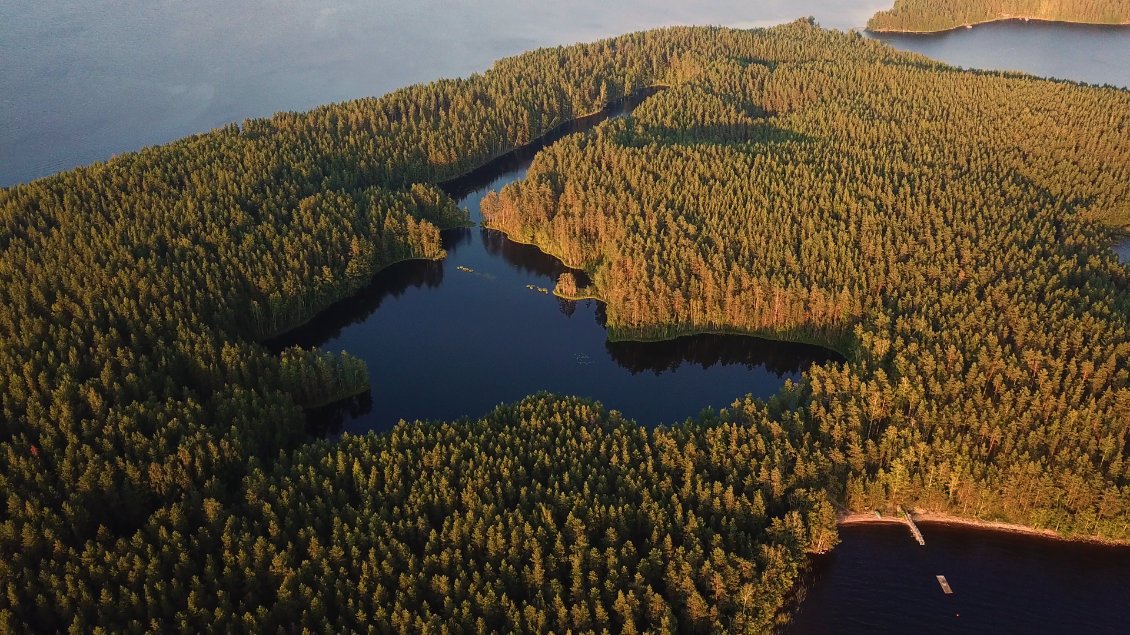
[899,506,926,545]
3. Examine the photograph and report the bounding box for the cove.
[269,94,840,434]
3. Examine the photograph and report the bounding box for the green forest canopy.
[1,19,1128,632]
[868,0,1130,32]
[484,22,1130,550]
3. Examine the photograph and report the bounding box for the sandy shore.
[837,511,905,526]
[836,510,1130,547]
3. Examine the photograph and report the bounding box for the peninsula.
[868,0,1130,33]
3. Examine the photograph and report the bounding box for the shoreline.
[837,511,1130,547]
[606,325,852,359]
[299,384,370,411]
[868,15,1130,35]
[553,289,602,302]
[271,88,669,349]
[437,85,667,194]
[483,224,854,358]
[272,89,667,416]
[262,249,456,346]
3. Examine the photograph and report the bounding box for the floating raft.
[936,575,953,594]
[899,507,926,545]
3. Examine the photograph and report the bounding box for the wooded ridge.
[868,0,1130,32]
[484,18,1130,551]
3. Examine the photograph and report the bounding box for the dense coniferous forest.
[868,0,1130,31]
[484,21,1130,541]
[1,19,1127,631]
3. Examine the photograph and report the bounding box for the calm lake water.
[0,1,888,188]
[270,96,838,433]
[790,523,1130,633]
[9,2,1130,188]
[4,2,1128,632]
[869,20,1130,89]
[1116,238,1130,264]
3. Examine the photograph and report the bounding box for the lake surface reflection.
[271,97,839,433]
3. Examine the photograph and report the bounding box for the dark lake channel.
[270,93,840,434]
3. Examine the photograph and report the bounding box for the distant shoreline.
[868,15,1130,35]
[837,511,1130,547]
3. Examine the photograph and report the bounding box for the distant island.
[868,0,1130,33]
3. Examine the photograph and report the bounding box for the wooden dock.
[899,507,926,545]
[936,575,953,594]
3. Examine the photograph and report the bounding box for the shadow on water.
[269,90,655,352]
[267,227,589,354]
[438,87,664,200]
[269,88,843,435]
[480,227,592,285]
[607,333,833,377]
[269,259,447,350]
[304,392,373,438]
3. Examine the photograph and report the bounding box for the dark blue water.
[790,523,1130,633]
[272,98,837,433]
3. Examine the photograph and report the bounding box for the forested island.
[1,19,1128,632]
[868,0,1130,32]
